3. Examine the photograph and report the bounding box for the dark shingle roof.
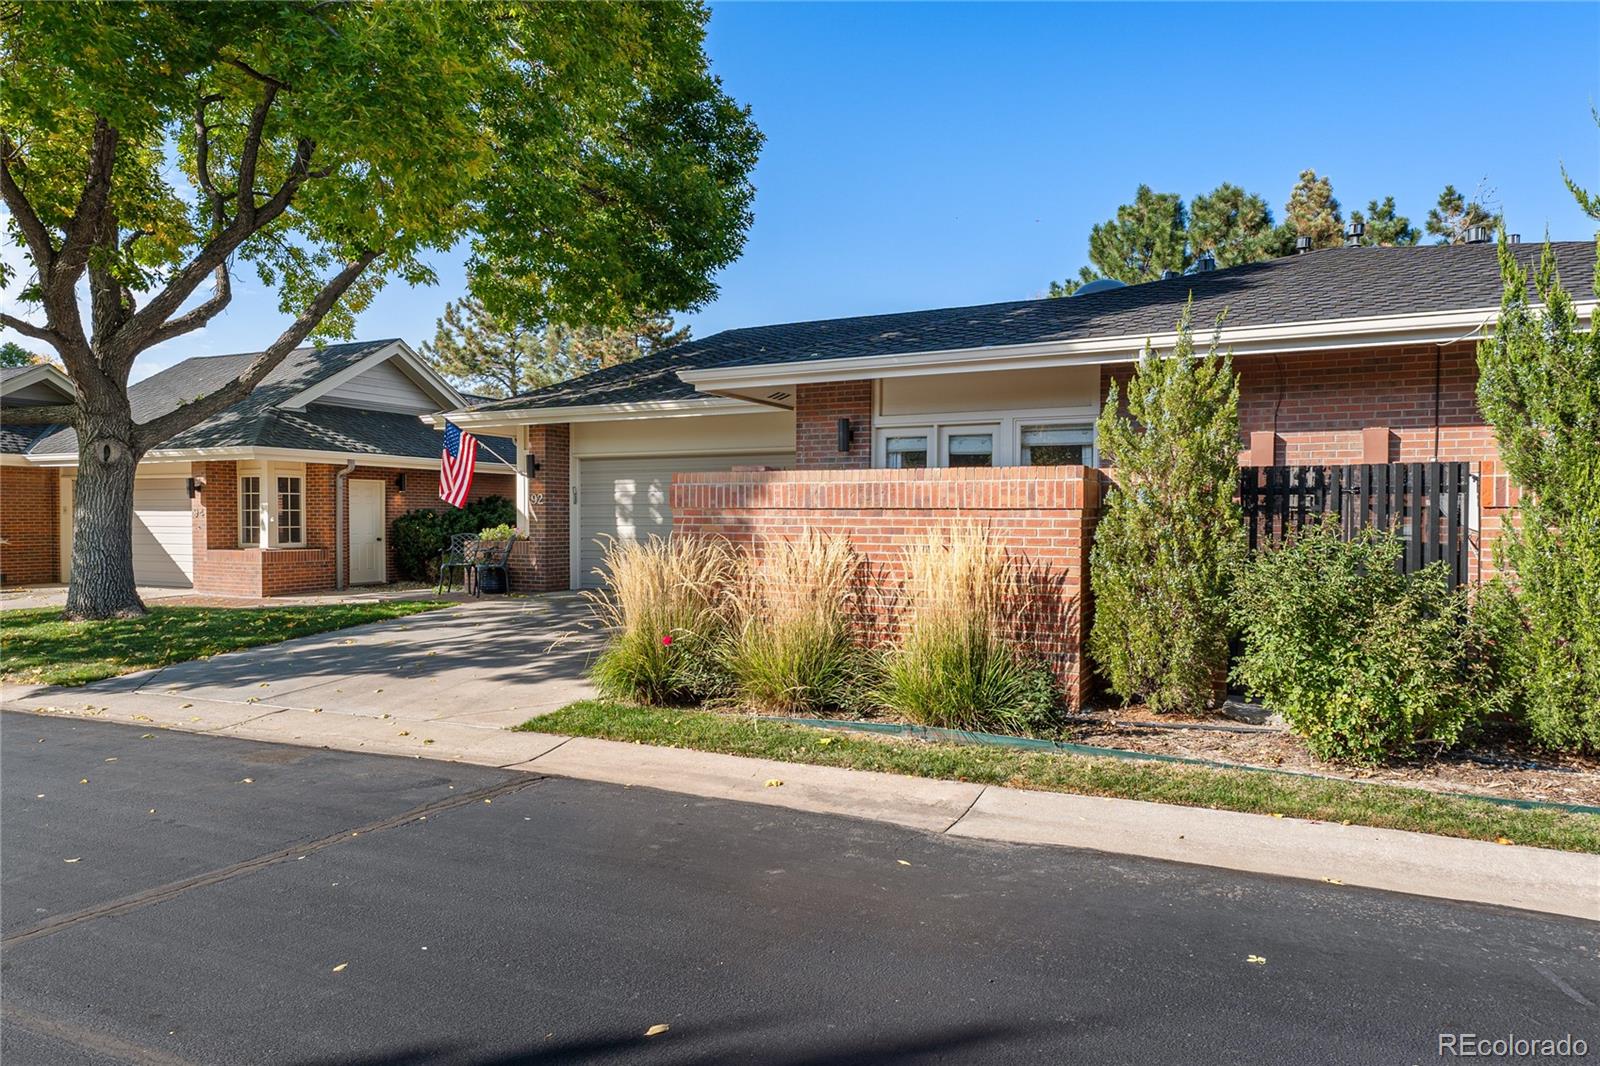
[1,421,59,455]
[471,241,1596,413]
[28,339,512,465]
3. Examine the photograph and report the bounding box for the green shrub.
[1231,518,1484,765]
[477,522,522,541]
[1089,302,1245,713]
[1475,236,1600,751]
[877,526,1060,734]
[586,535,735,705]
[391,496,514,581]
[723,531,866,714]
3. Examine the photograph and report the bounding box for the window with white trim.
[239,476,261,546]
[943,430,995,468]
[1020,424,1095,467]
[275,475,303,546]
[883,433,929,469]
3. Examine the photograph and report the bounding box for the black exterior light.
[186,477,201,499]
[836,417,853,453]
[395,472,406,491]
[526,453,541,476]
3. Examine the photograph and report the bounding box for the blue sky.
[6,2,1598,382]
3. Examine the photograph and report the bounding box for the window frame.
[274,473,304,547]
[1019,423,1096,468]
[239,475,262,546]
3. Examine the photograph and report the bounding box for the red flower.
[661,635,673,646]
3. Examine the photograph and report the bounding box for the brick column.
[512,423,570,591]
[795,381,872,469]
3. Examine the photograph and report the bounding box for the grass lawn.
[520,700,1600,855]
[0,602,448,687]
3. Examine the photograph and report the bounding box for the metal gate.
[1239,463,1472,587]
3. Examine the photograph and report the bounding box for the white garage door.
[64,476,194,588]
[577,453,792,587]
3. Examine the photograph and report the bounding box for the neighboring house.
[2,340,514,595]
[1,362,78,587]
[436,240,1594,707]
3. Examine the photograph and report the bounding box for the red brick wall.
[0,465,59,586]
[795,381,872,469]
[1102,341,1511,581]
[672,466,1101,708]
[510,424,569,592]
[335,466,515,586]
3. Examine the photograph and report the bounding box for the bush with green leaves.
[1475,233,1600,751]
[1231,518,1485,765]
[477,522,523,542]
[876,526,1060,735]
[390,496,515,581]
[1090,303,1245,713]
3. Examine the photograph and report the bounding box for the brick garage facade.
[508,423,569,593]
[672,466,1101,708]
[0,464,59,586]
[795,381,872,469]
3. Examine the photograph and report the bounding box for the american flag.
[440,420,477,508]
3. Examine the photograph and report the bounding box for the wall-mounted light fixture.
[526,454,541,477]
[186,477,203,499]
[836,418,853,453]
[395,472,406,491]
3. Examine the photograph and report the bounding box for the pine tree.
[1081,185,1189,284]
[1187,183,1277,267]
[1089,301,1245,713]
[1425,184,1501,243]
[421,298,691,397]
[1283,169,1344,249]
[1351,196,1420,246]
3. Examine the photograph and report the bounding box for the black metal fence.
[1239,463,1473,587]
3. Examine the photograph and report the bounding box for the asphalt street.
[2,712,1595,1065]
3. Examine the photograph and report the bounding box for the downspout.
[334,460,356,591]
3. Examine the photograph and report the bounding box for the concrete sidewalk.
[5,693,1596,921]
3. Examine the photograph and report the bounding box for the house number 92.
[529,493,546,504]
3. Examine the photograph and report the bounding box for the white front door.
[348,480,386,585]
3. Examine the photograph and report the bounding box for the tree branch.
[0,311,64,348]
[0,130,57,272]
[1,402,77,426]
[235,83,279,216]
[132,249,379,451]
[53,119,119,288]
[192,92,227,231]
[146,264,232,347]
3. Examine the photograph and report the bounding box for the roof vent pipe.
[1193,253,1215,273]
[1159,269,1180,280]
[1295,235,1313,255]
[1507,233,1521,244]
[1344,221,1365,247]
[1466,224,1492,244]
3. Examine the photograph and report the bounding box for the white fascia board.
[279,340,465,412]
[677,303,1597,391]
[23,445,513,472]
[427,395,765,430]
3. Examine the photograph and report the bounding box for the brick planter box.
[671,465,1102,708]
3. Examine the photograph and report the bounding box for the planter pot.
[478,566,508,594]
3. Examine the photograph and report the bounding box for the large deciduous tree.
[1,2,760,619]
[422,295,689,398]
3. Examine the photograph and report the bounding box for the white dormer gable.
[1,362,75,406]
[281,340,463,415]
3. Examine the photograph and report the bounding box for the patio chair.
[473,538,516,597]
[436,533,474,594]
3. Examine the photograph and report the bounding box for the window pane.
[885,435,928,470]
[1021,425,1093,467]
[946,433,993,468]
[239,477,260,546]
[276,476,302,545]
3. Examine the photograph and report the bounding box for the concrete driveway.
[6,594,599,731]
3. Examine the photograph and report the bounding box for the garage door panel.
[578,454,791,587]
[67,477,194,588]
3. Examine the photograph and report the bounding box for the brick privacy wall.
[795,381,872,469]
[0,465,59,585]
[509,424,570,592]
[190,460,261,596]
[672,466,1101,709]
[1101,341,1512,582]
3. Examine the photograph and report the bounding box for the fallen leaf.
[141,733,155,739]
[896,860,911,867]
[1247,955,1267,965]
[645,1024,669,1037]
[149,809,156,814]
[241,778,254,784]
[104,757,117,763]
[79,778,89,784]
[64,857,81,864]
[1495,836,1515,846]
[818,737,835,746]
[1269,813,1284,819]
[398,730,410,737]
[331,963,348,973]
[258,683,271,688]
[1321,877,1343,885]
[765,779,783,788]
[132,714,152,722]
[423,738,434,744]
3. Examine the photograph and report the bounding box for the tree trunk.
[65,405,146,620]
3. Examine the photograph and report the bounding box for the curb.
[6,697,1597,921]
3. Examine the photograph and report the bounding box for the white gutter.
[20,445,516,471]
[334,460,356,591]
[427,395,766,431]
